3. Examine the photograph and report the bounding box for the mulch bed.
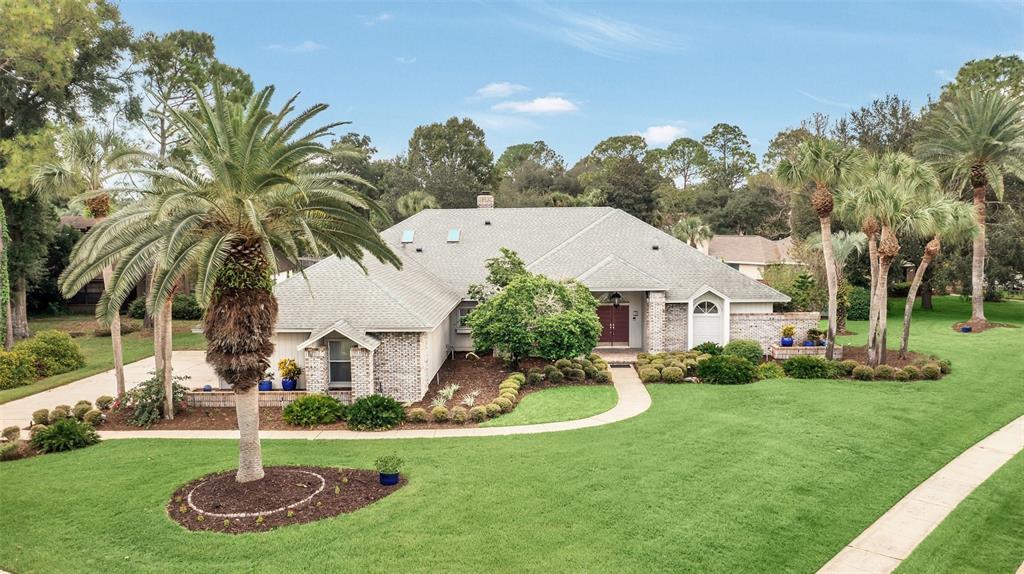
[835,345,939,370]
[952,319,1016,334]
[168,466,404,534]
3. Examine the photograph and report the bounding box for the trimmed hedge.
[782,356,836,379]
[346,395,406,431]
[13,330,85,378]
[697,355,756,385]
[755,362,786,380]
[722,339,764,366]
[283,394,346,427]
[0,349,38,390]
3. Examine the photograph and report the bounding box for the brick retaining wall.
[185,389,352,408]
[729,312,821,355]
[770,344,844,360]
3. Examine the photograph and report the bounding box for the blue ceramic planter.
[960,326,972,333]
[258,380,273,392]
[379,472,400,486]
[817,340,827,347]
[281,378,297,391]
[202,384,213,392]
[781,337,794,347]
[802,340,816,347]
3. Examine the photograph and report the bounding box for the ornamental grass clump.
[30,418,99,453]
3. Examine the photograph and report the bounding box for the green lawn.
[0,315,206,404]
[0,297,1021,573]
[896,450,1024,574]
[480,384,618,427]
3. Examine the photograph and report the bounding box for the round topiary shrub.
[127,298,147,320]
[49,405,72,423]
[594,370,611,384]
[95,395,114,411]
[937,359,952,374]
[638,368,661,383]
[407,407,428,423]
[283,394,347,427]
[893,369,910,381]
[921,363,942,380]
[2,425,20,442]
[508,372,526,384]
[450,406,468,424]
[72,401,92,421]
[30,418,99,453]
[901,366,920,380]
[526,371,543,386]
[852,365,874,380]
[782,356,836,379]
[637,352,651,361]
[554,358,572,369]
[469,405,488,422]
[13,330,86,378]
[499,391,517,403]
[31,409,49,426]
[697,355,757,385]
[838,360,860,376]
[346,395,406,431]
[547,369,565,384]
[661,366,685,383]
[499,380,520,391]
[485,403,502,417]
[691,342,723,356]
[722,339,764,366]
[83,409,103,426]
[583,366,598,379]
[567,368,586,381]
[543,364,559,377]
[756,362,787,380]
[636,358,651,367]
[28,424,46,437]
[494,397,513,412]
[873,365,896,380]
[431,406,450,422]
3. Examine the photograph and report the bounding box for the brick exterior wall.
[664,303,688,351]
[350,347,374,400]
[185,389,351,408]
[644,292,666,353]
[770,344,844,360]
[302,346,328,393]
[372,332,425,403]
[729,312,820,355]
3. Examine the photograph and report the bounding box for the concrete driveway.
[0,351,215,433]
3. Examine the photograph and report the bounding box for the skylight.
[401,230,415,244]
[447,228,461,243]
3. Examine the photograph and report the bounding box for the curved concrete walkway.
[99,365,651,440]
[818,414,1024,574]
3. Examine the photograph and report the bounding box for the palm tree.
[396,190,439,218]
[777,137,862,359]
[33,127,141,395]
[915,88,1024,325]
[839,153,944,365]
[60,84,400,483]
[898,199,975,358]
[805,230,866,334]
[670,215,713,248]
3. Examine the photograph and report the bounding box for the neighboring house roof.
[59,215,97,231]
[275,207,790,336]
[707,235,798,266]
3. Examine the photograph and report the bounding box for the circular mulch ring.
[168,466,405,534]
[952,320,1016,334]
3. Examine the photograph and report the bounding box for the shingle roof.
[707,235,798,266]
[276,206,789,333]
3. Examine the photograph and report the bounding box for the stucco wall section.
[730,312,820,354]
[371,332,425,403]
[664,303,688,351]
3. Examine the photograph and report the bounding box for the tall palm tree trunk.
[864,224,880,366]
[899,237,940,359]
[872,227,900,366]
[818,215,839,360]
[969,183,987,323]
[101,266,126,395]
[235,384,264,482]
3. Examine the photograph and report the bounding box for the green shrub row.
[346,395,406,431]
[283,394,347,427]
[0,330,85,390]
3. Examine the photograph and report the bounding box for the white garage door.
[691,299,724,347]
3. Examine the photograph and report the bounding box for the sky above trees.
[118,1,1022,162]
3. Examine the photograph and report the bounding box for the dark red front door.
[598,305,630,345]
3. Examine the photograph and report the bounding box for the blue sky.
[120,1,1023,163]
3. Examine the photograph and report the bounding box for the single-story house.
[699,235,800,280]
[270,195,818,403]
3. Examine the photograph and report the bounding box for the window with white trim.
[694,301,720,315]
[327,339,355,388]
[457,307,473,326]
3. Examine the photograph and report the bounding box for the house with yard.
[269,195,818,403]
[700,234,800,280]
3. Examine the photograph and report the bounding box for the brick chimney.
[476,194,494,209]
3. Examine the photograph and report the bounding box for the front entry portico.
[597,304,631,346]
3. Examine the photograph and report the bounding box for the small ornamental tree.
[467,261,600,367]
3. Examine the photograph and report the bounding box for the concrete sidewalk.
[818,414,1024,574]
[0,351,215,433]
[98,365,652,440]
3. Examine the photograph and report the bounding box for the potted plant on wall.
[375,453,404,486]
[805,328,823,347]
[278,359,301,391]
[781,324,795,347]
[258,371,274,392]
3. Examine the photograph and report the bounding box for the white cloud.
[474,82,529,99]
[469,113,540,131]
[524,5,682,60]
[267,40,326,54]
[492,96,578,114]
[395,56,417,64]
[639,124,686,146]
[797,89,853,109]
[366,13,393,25]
